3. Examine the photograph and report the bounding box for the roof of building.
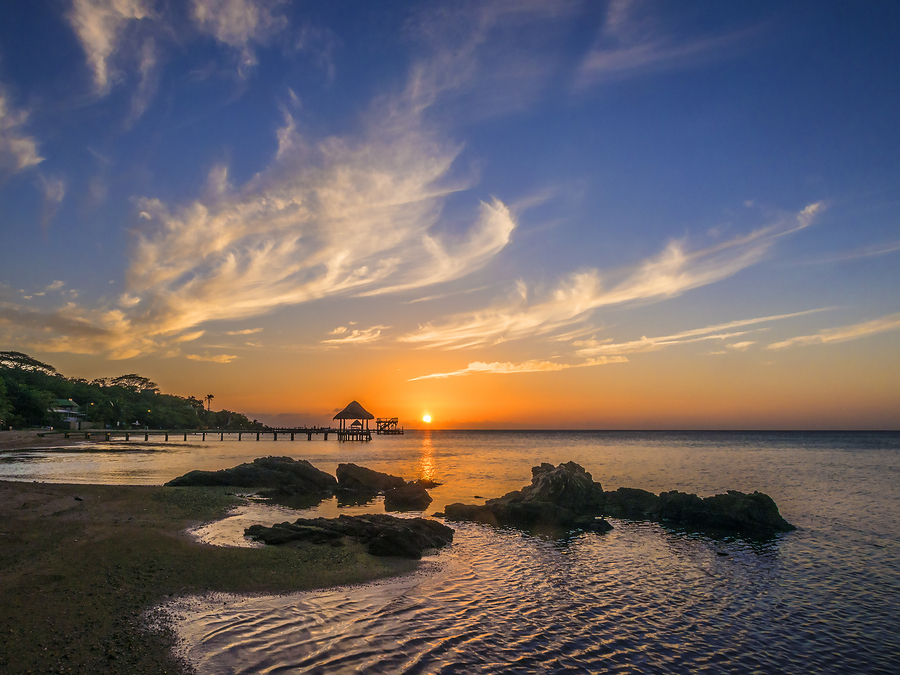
[333,400,375,420]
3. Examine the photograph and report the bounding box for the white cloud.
[727,341,755,351]
[68,0,150,92]
[796,240,900,266]
[576,0,757,88]
[225,327,263,335]
[575,310,826,357]
[192,0,287,75]
[2,85,514,358]
[321,325,388,345]
[401,206,822,349]
[39,174,66,231]
[115,105,513,345]
[767,313,900,350]
[0,86,43,173]
[174,330,205,342]
[186,353,238,363]
[409,356,628,381]
[46,281,66,291]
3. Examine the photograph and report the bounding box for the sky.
[0,0,898,429]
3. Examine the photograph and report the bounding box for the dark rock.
[602,486,795,537]
[410,478,442,489]
[245,514,454,559]
[657,489,796,536]
[165,456,336,494]
[602,487,660,519]
[521,461,606,513]
[384,484,433,511]
[443,462,612,535]
[336,463,405,492]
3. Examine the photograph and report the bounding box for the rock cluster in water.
[165,456,439,511]
[604,486,796,535]
[165,456,336,494]
[336,463,435,511]
[167,457,795,542]
[442,461,795,538]
[245,514,454,559]
[442,462,613,535]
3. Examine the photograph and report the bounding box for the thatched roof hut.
[333,400,374,431]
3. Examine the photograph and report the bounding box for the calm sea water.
[3,430,899,673]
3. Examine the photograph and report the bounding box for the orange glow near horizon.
[422,414,432,423]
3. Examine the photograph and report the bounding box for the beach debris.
[245,514,453,559]
[443,461,613,535]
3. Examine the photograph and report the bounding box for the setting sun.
[422,414,432,423]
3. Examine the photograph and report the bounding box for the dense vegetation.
[0,351,263,430]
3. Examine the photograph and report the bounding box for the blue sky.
[1,0,898,427]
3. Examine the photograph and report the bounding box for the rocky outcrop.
[336,463,406,492]
[384,484,433,511]
[603,486,795,536]
[656,489,795,535]
[441,460,795,538]
[443,462,613,535]
[245,514,454,559]
[603,487,660,520]
[165,456,337,493]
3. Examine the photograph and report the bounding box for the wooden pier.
[50,427,365,442]
[43,400,401,444]
[376,417,404,435]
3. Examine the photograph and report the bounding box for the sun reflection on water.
[417,429,436,483]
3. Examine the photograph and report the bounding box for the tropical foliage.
[0,352,263,430]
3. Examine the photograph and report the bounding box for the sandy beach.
[0,478,419,674]
[0,429,90,451]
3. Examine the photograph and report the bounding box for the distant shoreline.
[0,479,418,674]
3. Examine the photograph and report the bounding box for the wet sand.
[0,429,88,451]
[0,480,418,674]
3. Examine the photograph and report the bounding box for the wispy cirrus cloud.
[68,0,150,92]
[225,327,263,335]
[409,356,628,381]
[795,240,900,266]
[192,0,288,76]
[0,85,43,173]
[767,313,900,350]
[321,325,389,346]
[576,0,757,89]
[2,55,516,358]
[186,353,237,363]
[575,309,829,358]
[402,204,821,349]
[408,309,828,381]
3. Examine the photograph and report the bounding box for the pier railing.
[40,426,373,442]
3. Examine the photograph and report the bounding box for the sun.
[422,414,432,424]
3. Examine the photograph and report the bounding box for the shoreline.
[0,429,93,452]
[0,479,419,674]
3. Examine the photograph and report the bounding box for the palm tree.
[204,394,214,411]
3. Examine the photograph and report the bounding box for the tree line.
[0,351,264,431]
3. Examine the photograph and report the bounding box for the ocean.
[3,430,899,673]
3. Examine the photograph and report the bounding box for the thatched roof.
[333,400,374,420]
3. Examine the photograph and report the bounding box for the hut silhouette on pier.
[333,400,375,441]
